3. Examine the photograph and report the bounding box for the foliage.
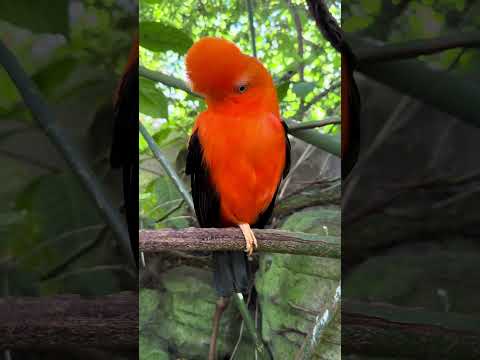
[0,0,137,299]
[139,0,341,231]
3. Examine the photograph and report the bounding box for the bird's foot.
[239,223,257,256]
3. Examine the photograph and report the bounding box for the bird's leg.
[239,223,257,256]
[209,296,231,360]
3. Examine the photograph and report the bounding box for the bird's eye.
[237,84,248,93]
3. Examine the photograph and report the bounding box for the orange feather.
[186,37,287,226]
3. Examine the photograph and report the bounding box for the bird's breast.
[197,111,286,225]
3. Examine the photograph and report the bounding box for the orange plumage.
[186,37,287,227]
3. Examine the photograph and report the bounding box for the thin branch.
[0,293,138,349]
[0,40,134,267]
[288,118,340,131]
[301,81,341,116]
[233,293,272,359]
[139,121,195,213]
[156,199,185,223]
[351,36,480,129]
[355,31,480,64]
[285,120,340,156]
[285,0,306,118]
[343,299,480,358]
[295,282,341,360]
[245,0,257,58]
[39,226,109,281]
[139,66,198,96]
[140,228,340,258]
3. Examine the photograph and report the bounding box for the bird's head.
[185,37,277,109]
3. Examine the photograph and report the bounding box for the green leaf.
[140,78,168,118]
[276,81,290,102]
[32,58,77,96]
[140,22,193,55]
[292,82,315,98]
[0,0,69,35]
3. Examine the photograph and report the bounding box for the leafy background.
[139,0,341,359]
[0,1,137,358]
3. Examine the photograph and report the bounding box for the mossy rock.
[256,206,341,359]
[140,266,254,359]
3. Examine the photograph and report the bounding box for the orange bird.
[185,37,290,298]
[110,34,139,268]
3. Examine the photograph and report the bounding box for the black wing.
[253,121,291,228]
[185,130,221,227]
[110,57,139,268]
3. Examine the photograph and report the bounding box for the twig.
[288,118,340,131]
[140,228,340,258]
[300,82,341,116]
[0,293,138,349]
[0,40,134,267]
[284,120,340,156]
[139,121,195,213]
[285,0,306,118]
[156,200,185,223]
[245,0,257,58]
[294,282,341,360]
[39,226,109,281]
[355,31,480,64]
[139,66,198,96]
[279,144,315,199]
[233,293,272,360]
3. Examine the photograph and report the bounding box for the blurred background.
[0,0,137,359]
[342,1,480,358]
[139,0,341,359]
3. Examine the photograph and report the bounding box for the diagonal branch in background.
[139,66,341,157]
[343,299,480,358]
[139,121,195,214]
[0,293,138,350]
[354,31,480,64]
[0,41,134,267]
[140,228,340,258]
[351,36,480,129]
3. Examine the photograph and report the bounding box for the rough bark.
[140,228,340,258]
[0,292,138,350]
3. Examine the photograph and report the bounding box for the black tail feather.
[213,251,250,297]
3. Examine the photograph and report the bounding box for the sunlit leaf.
[140,22,193,55]
[140,78,168,118]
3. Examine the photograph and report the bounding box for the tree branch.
[0,40,134,267]
[288,118,340,131]
[355,31,480,64]
[139,121,195,214]
[0,293,138,350]
[343,300,480,358]
[352,37,480,129]
[140,228,340,258]
[245,0,257,58]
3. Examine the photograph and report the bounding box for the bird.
[185,37,290,359]
[110,34,139,268]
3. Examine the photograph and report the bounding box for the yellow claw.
[239,223,257,256]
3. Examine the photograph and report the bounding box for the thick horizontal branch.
[140,227,340,258]
[343,300,480,358]
[0,292,138,349]
[355,31,480,64]
[139,66,341,156]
